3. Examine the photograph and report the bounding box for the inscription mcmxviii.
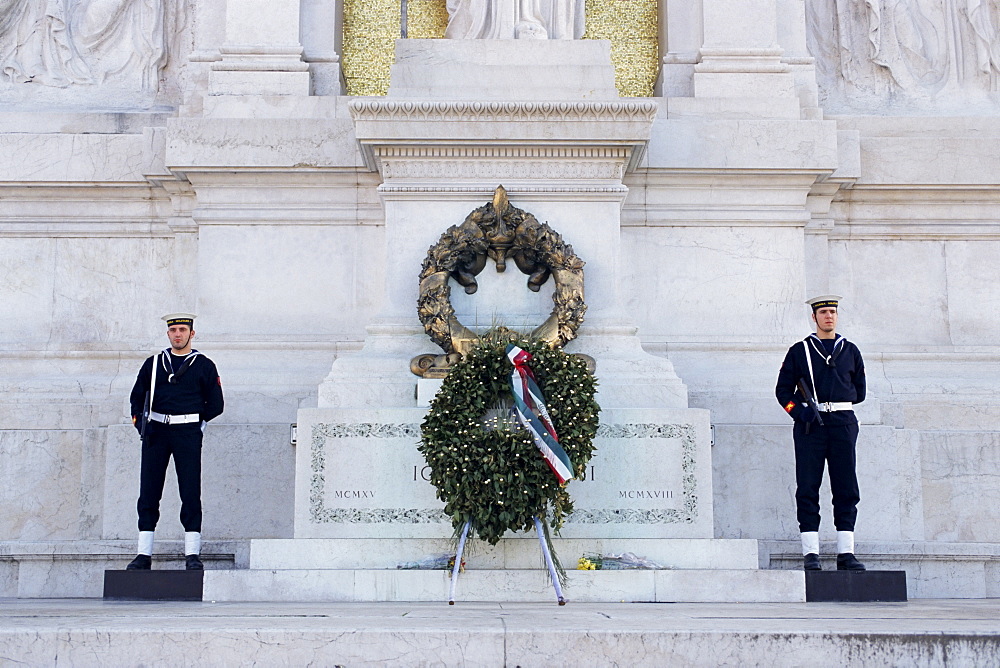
[310,422,698,525]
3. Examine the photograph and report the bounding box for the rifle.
[796,377,824,431]
[139,390,151,445]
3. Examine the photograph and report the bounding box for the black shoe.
[126,554,151,570]
[837,552,866,571]
[185,554,204,570]
[803,553,821,571]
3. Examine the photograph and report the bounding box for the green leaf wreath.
[419,331,600,546]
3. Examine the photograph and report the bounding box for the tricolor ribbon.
[506,344,574,484]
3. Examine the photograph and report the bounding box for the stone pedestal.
[104,570,204,601]
[805,571,907,602]
[388,39,618,100]
[668,0,802,119]
[205,568,806,603]
[294,407,713,540]
[209,0,310,96]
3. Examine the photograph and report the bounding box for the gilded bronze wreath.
[417,186,586,355]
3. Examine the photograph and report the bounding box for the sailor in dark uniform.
[126,313,224,570]
[775,295,866,571]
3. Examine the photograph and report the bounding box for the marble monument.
[0,0,998,600]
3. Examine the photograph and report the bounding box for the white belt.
[816,402,853,412]
[149,411,200,425]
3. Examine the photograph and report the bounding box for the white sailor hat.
[162,313,197,327]
[805,295,841,312]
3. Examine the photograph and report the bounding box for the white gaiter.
[138,531,154,556]
[800,531,820,556]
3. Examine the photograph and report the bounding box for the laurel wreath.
[417,197,587,355]
[418,332,600,546]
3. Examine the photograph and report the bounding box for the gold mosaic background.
[342,0,659,97]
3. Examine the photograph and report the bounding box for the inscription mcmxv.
[333,490,375,498]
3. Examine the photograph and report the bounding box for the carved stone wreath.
[417,186,586,355]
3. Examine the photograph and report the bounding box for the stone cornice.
[0,183,174,238]
[349,99,659,123]
[377,185,628,195]
[350,98,659,175]
[826,223,1000,241]
[374,146,631,159]
[380,159,624,181]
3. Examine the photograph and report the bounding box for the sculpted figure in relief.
[807,0,1000,107]
[0,0,166,91]
[0,0,93,86]
[446,0,585,40]
[74,0,167,91]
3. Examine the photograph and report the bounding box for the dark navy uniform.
[775,333,866,533]
[129,350,224,532]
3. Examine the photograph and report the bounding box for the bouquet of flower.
[577,552,661,570]
[397,553,465,572]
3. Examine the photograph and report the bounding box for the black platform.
[103,570,204,601]
[805,570,907,602]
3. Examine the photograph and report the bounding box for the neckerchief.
[160,349,201,384]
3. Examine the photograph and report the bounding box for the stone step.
[761,539,1000,598]
[247,537,760,570]
[0,540,245,598]
[3,599,999,667]
[204,568,804,603]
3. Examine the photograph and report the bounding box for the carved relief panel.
[0,0,183,107]
[807,0,1000,111]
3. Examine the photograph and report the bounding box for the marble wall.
[0,0,998,597]
[712,425,928,543]
[101,424,296,540]
[0,431,84,540]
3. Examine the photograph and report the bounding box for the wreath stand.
[448,518,566,606]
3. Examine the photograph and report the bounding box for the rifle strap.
[802,340,818,403]
[149,352,158,413]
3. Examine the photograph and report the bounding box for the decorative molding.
[190,206,384,227]
[374,146,631,159]
[0,341,353,360]
[594,423,694,439]
[641,341,1000,361]
[826,225,1000,241]
[382,160,624,181]
[315,423,421,440]
[378,185,629,195]
[567,423,699,525]
[621,207,811,227]
[349,99,659,123]
[0,221,174,238]
[310,422,448,525]
[350,101,655,174]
